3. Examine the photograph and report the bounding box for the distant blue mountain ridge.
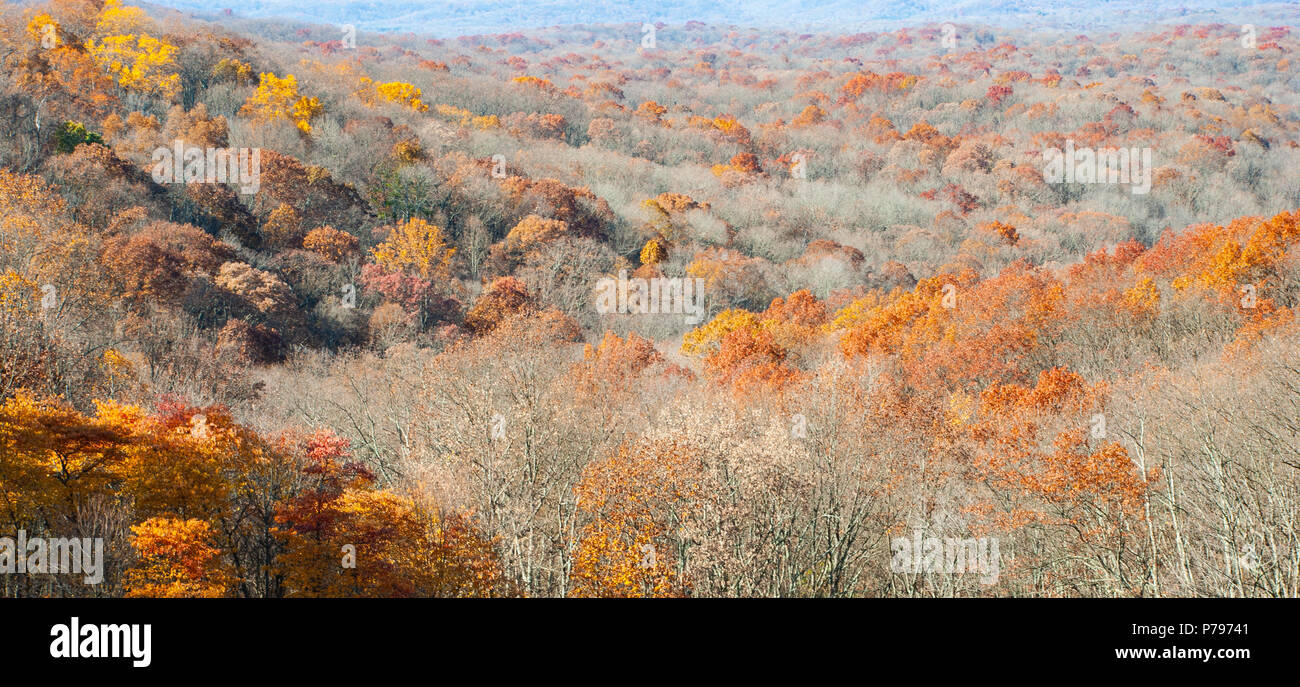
[141,0,1298,38]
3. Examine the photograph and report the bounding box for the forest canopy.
[1,0,1299,598]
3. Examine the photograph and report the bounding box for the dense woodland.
[1,0,1299,597]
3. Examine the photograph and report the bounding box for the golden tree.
[358,77,429,111]
[569,441,697,598]
[124,518,236,598]
[370,217,456,281]
[240,72,323,134]
[85,1,180,100]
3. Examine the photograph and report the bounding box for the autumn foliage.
[2,1,1299,599]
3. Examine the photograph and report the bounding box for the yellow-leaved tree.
[370,217,456,281]
[241,72,323,134]
[93,0,150,36]
[357,77,429,111]
[85,0,180,100]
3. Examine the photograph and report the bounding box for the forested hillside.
[2,0,1299,597]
